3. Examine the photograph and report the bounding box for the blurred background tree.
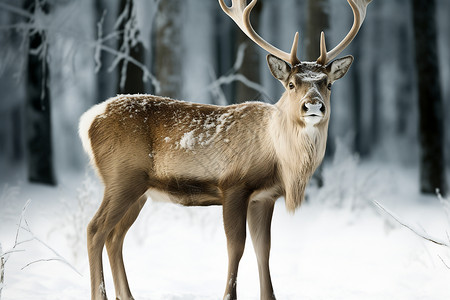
[412,0,447,195]
[23,0,56,185]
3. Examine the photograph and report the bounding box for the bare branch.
[232,43,248,72]
[18,225,82,276]
[0,249,26,257]
[0,2,33,19]
[14,238,35,247]
[373,200,450,247]
[198,43,270,104]
[94,10,107,73]
[1,0,161,94]
[20,257,80,275]
[438,255,450,269]
[100,43,160,93]
[207,66,228,106]
[0,243,3,297]
[14,200,31,247]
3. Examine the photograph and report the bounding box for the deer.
[79,0,372,299]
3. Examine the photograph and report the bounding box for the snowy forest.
[0,0,450,299]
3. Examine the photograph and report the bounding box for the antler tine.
[219,0,300,66]
[317,0,372,65]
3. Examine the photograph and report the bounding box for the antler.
[317,0,372,65]
[219,0,300,66]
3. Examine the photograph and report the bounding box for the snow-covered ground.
[1,156,449,300]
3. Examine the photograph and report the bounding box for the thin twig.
[18,225,83,276]
[14,200,31,248]
[20,257,79,274]
[207,66,228,105]
[1,243,4,299]
[438,255,450,269]
[0,249,26,257]
[100,44,160,92]
[373,200,450,247]
[1,2,160,93]
[196,42,271,103]
[0,2,33,19]
[202,73,270,101]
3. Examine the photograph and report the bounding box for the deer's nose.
[302,100,325,115]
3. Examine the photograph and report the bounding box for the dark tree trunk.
[11,106,23,162]
[369,2,381,148]
[24,0,56,186]
[214,6,235,104]
[412,0,447,195]
[370,62,380,145]
[235,0,262,103]
[394,0,415,137]
[306,0,329,61]
[350,38,364,156]
[117,0,145,95]
[94,0,116,102]
[154,0,182,99]
[395,25,414,136]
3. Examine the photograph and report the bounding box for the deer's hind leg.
[87,171,148,300]
[106,195,147,300]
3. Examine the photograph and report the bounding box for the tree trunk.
[117,0,145,95]
[369,2,381,148]
[25,0,56,186]
[306,0,329,61]
[154,0,183,99]
[393,0,415,137]
[214,5,235,104]
[11,106,23,162]
[395,25,414,136]
[234,0,262,103]
[370,61,380,145]
[94,0,116,102]
[412,0,447,195]
[350,37,364,156]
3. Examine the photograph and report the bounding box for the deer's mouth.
[303,114,324,126]
[304,113,322,117]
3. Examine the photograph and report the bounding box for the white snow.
[179,131,197,150]
[0,157,449,300]
[215,112,233,134]
[297,70,327,84]
[99,282,106,298]
[177,112,235,150]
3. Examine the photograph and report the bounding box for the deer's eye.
[289,82,295,90]
[327,83,332,90]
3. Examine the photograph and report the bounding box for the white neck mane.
[269,102,328,212]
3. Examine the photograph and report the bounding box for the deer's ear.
[267,54,291,82]
[326,55,353,83]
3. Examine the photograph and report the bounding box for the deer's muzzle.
[302,99,325,117]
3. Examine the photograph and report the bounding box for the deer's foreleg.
[248,199,276,300]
